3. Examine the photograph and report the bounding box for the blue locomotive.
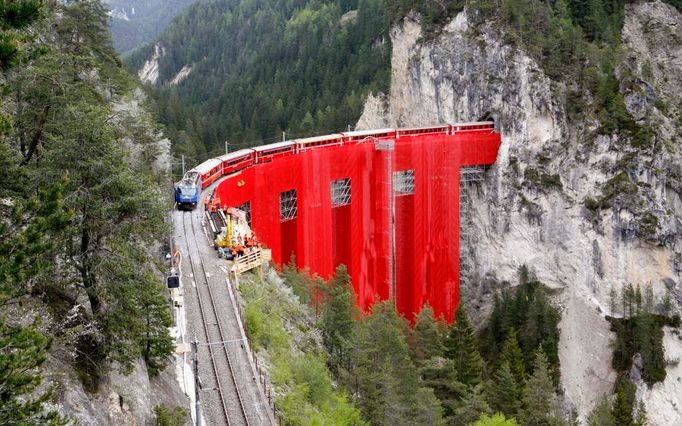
[174,172,200,210]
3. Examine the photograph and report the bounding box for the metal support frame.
[279,189,297,222]
[330,178,352,207]
[375,140,396,305]
[393,169,415,195]
[459,166,486,281]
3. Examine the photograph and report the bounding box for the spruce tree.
[487,361,521,418]
[451,383,492,426]
[320,264,356,377]
[520,349,556,426]
[500,329,526,386]
[0,320,66,425]
[444,303,485,389]
[411,304,445,365]
[420,357,467,417]
[611,381,634,426]
[587,394,614,426]
[138,272,175,375]
[351,302,443,425]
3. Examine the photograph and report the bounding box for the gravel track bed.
[178,205,273,426]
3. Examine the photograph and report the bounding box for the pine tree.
[351,302,443,425]
[500,329,526,386]
[587,394,614,426]
[451,383,492,426]
[320,264,356,377]
[520,349,556,426]
[138,272,175,376]
[444,303,485,389]
[0,320,66,425]
[410,304,445,365]
[634,400,647,426]
[487,361,521,418]
[420,357,466,417]
[611,380,634,426]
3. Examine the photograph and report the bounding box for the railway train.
[174,122,495,210]
[174,171,201,209]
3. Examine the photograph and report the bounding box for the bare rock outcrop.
[358,2,682,421]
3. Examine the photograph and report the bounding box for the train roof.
[215,148,254,162]
[449,121,495,127]
[341,128,395,139]
[252,140,295,152]
[396,124,449,132]
[192,158,222,174]
[295,133,344,144]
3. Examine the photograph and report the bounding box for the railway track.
[182,211,249,426]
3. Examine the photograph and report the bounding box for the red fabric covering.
[215,130,501,322]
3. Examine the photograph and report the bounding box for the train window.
[238,201,252,227]
[280,190,297,222]
[331,178,351,207]
[393,170,415,195]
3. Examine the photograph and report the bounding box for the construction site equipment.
[183,123,500,322]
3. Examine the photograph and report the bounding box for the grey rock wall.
[357,2,682,421]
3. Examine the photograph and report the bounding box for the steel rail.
[184,211,250,425]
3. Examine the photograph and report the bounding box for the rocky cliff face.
[357,1,682,422]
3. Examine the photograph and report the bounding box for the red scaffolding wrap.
[215,130,501,322]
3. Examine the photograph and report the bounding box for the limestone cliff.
[357,1,682,422]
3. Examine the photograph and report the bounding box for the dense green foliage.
[445,305,485,389]
[1,1,174,412]
[480,266,562,386]
[0,319,66,425]
[519,350,562,425]
[608,283,680,387]
[0,0,42,69]
[280,264,569,425]
[127,0,390,163]
[0,2,66,423]
[240,272,364,424]
[474,413,519,426]
[154,404,189,426]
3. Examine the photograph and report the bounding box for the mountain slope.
[106,0,196,54]
[127,0,390,162]
[358,0,682,421]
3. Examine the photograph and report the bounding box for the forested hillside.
[127,0,390,164]
[247,263,572,424]
[1,1,176,423]
[106,0,196,54]
[128,0,682,167]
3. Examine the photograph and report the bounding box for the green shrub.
[154,405,187,426]
[240,276,364,424]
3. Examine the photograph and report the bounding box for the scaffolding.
[393,170,415,196]
[331,178,352,207]
[375,140,395,304]
[237,200,252,227]
[459,166,486,282]
[279,189,297,222]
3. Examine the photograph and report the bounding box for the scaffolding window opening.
[393,170,415,195]
[331,178,351,207]
[280,189,297,222]
[237,200,251,227]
